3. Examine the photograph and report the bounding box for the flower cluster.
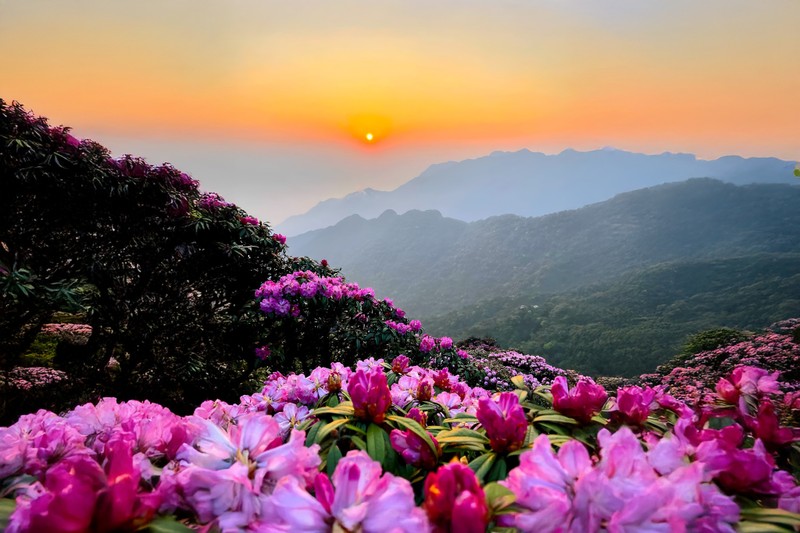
[0,367,67,392]
[3,353,800,531]
[500,429,740,532]
[39,323,92,345]
[642,327,800,407]
[197,192,233,211]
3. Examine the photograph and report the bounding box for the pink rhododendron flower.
[409,319,422,331]
[390,428,440,470]
[476,392,528,453]
[613,385,657,426]
[416,377,434,402]
[269,451,427,532]
[551,376,608,423]
[178,413,319,483]
[419,335,436,353]
[273,233,287,245]
[502,429,739,532]
[424,461,488,533]
[274,404,312,438]
[255,345,271,360]
[407,407,428,428]
[9,438,160,533]
[349,368,392,424]
[715,366,780,408]
[0,409,88,479]
[742,400,800,449]
[391,354,410,374]
[439,336,453,350]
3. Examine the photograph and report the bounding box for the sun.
[365,132,374,142]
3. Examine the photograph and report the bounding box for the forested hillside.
[291,179,800,317]
[423,253,800,376]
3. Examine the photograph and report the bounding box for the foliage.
[426,254,800,376]
[682,327,751,356]
[0,99,336,419]
[291,179,800,320]
[640,319,800,412]
[2,351,800,532]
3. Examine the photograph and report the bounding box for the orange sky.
[1,0,799,221]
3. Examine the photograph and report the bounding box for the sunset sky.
[2,0,799,224]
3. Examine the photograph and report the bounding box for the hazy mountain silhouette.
[289,179,800,318]
[277,148,796,236]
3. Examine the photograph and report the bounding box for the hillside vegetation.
[291,179,800,375]
[423,254,800,376]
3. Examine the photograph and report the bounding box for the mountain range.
[289,179,800,375]
[277,148,797,236]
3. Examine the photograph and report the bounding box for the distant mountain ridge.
[289,178,800,376]
[289,179,800,318]
[277,148,797,236]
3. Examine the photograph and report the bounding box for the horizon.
[2,0,799,223]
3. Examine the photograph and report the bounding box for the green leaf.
[739,507,800,528]
[366,423,387,465]
[486,456,508,482]
[510,375,528,390]
[387,415,439,457]
[484,482,516,512]
[344,423,367,435]
[314,402,355,417]
[442,413,479,425]
[436,427,490,445]
[141,516,193,532]
[305,422,321,447]
[316,418,351,443]
[473,452,496,482]
[349,435,367,451]
[469,452,494,474]
[327,443,343,477]
[736,523,796,533]
[533,413,578,425]
[0,499,15,532]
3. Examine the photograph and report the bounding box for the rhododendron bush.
[3,355,800,532]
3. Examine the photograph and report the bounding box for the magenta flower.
[269,451,427,532]
[409,319,422,331]
[439,336,454,350]
[614,385,657,426]
[178,412,320,483]
[407,407,428,428]
[255,345,271,360]
[551,376,608,423]
[501,435,591,531]
[349,368,392,424]
[424,461,488,533]
[13,455,105,533]
[716,366,781,408]
[0,409,88,479]
[477,392,528,453]
[240,215,259,225]
[742,400,800,449]
[391,354,410,374]
[390,428,440,470]
[419,335,436,353]
[273,233,287,245]
[10,438,160,533]
[416,377,434,402]
[274,404,312,438]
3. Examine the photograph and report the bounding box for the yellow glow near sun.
[365,132,374,142]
